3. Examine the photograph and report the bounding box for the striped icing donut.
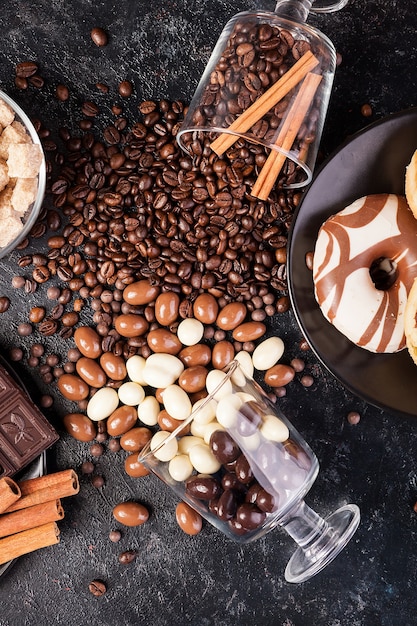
[312,193,417,353]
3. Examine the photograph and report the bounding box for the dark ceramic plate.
[287,108,417,418]
[0,354,46,578]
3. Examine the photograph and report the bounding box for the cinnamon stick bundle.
[0,477,21,514]
[0,499,64,539]
[5,469,79,513]
[210,50,320,157]
[0,522,60,566]
[251,71,322,200]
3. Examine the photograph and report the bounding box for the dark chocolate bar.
[0,362,59,477]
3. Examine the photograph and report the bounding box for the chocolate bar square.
[0,363,59,477]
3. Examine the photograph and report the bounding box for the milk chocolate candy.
[0,362,59,477]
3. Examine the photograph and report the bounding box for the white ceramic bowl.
[0,88,46,259]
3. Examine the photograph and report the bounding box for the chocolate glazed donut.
[313,194,417,353]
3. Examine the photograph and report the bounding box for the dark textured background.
[0,1,417,624]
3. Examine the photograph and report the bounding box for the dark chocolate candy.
[0,362,59,477]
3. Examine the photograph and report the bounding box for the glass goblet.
[139,360,360,583]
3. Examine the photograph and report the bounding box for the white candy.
[215,393,242,429]
[142,353,184,388]
[192,397,217,424]
[118,381,145,406]
[237,391,257,404]
[237,431,261,451]
[189,443,221,474]
[162,384,192,420]
[138,395,160,426]
[252,336,285,371]
[176,318,204,346]
[260,414,290,442]
[168,454,194,481]
[233,351,254,384]
[150,430,178,462]
[203,421,225,445]
[177,435,205,455]
[126,355,147,385]
[87,387,119,421]
[205,369,232,399]
[190,419,211,439]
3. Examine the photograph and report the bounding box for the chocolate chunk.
[0,362,59,477]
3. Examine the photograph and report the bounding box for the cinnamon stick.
[251,71,322,201]
[0,522,60,566]
[5,469,79,513]
[0,499,64,539]
[209,50,320,156]
[0,477,21,514]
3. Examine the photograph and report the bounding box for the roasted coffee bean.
[29,74,44,89]
[15,61,38,77]
[24,279,38,294]
[56,84,69,101]
[32,266,50,283]
[15,76,28,89]
[88,580,107,596]
[118,550,137,565]
[50,303,65,320]
[38,318,59,336]
[82,101,99,117]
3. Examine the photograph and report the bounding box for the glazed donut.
[404,278,417,364]
[312,193,417,353]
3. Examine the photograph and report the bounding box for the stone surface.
[0,1,416,625]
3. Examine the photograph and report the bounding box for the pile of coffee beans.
[4,95,308,401]
[43,98,295,311]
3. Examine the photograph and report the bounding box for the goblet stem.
[279,500,360,583]
[274,0,312,23]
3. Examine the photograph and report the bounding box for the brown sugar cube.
[0,122,30,160]
[0,99,15,129]
[7,143,42,178]
[11,177,37,214]
[0,186,15,219]
[0,160,8,193]
[0,214,23,246]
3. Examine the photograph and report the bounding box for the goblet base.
[284,504,360,583]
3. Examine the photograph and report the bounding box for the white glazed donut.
[312,193,417,353]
